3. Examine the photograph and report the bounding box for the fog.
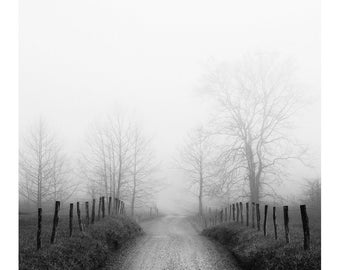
[19,0,320,214]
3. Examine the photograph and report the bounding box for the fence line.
[33,196,127,250]
[198,201,314,251]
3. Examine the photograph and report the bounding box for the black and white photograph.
[3,0,337,269]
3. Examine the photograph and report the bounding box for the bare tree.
[203,54,307,203]
[19,119,73,208]
[81,114,133,203]
[129,125,158,216]
[178,127,215,216]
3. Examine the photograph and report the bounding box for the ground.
[105,215,241,270]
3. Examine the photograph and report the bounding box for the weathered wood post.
[236,203,239,222]
[300,205,310,250]
[273,206,278,240]
[97,197,101,221]
[246,202,249,226]
[283,206,290,243]
[85,202,90,227]
[91,199,95,224]
[263,205,268,236]
[108,196,112,215]
[50,201,60,244]
[256,203,260,231]
[113,198,116,214]
[252,202,255,228]
[69,203,73,237]
[101,196,105,218]
[37,208,42,250]
[240,202,243,224]
[232,204,235,221]
[220,209,223,223]
[77,202,83,232]
[225,207,228,222]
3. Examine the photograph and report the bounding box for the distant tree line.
[19,115,159,216]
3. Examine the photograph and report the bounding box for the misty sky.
[19,0,320,212]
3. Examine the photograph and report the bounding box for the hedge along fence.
[35,196,126,251]
[199,202,317,251]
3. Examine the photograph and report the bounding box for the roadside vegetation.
[19,214,143,270]
[202,208,321,270]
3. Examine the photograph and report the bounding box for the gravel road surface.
[105,215,240,270]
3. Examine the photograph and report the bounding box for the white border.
[0,0,18,268]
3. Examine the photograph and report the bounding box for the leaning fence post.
[77,202,83,232]
[273,206,278,240]
[91,199,95,224]
[37,208,42,250]
[240,202,243,224]
[69,203,73,237]
[85,202,90,227]
[246,202,249,226]
[256,203,260,231]
[102,196,105,218]
[263,205,268,236]
[283,206,290,243]
[232,204,235,221]
[300,205,310,250]
[97,197,101,220]
[50,201,60,244]
[252,202,255,228]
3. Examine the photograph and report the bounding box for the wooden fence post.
[225,207,228,222]
[256,203,260,231]
[240,202,243,224]
[102,196,105,218]
[37,208,42,250]
[232,204,235,221]
[97,197,101,220]
[77,202,83,232]
[69,203,73,237]
[263,205,268,236]
[300,205,310,250]
[236,203,239,222]
[91,199,95,224]
[50,201,60,244]
[273,206,278,240]
[85,202,90,227]
[220,209,223,223]
[108,196,112,215]
[229,204,232,221]
[252,202,255,228]
[283,206,290,243]
[246,202,249,226]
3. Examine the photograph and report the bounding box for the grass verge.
[202,223,320,270]
[19,216,143,270]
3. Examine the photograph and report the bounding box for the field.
[19,211,143,270]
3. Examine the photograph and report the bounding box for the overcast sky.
[19,0,320,212]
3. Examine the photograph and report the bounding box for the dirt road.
[106,215,240,270]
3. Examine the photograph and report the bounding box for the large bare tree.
[203,54,306,203]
